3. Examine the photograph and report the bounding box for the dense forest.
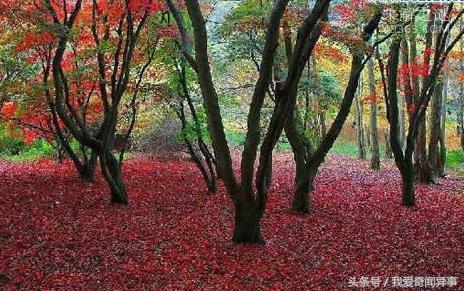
[0,0,463,289]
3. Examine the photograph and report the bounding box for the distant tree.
[367,56,380,170]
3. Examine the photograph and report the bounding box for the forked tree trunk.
[382,38,417,207]
[414,8,435,184]
[100,151,128,204]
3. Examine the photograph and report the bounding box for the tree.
[172,57,217,193]
[41,0,161,203]
[1,1,100,180]
[168,0,331,244]
[380,4,464,206]
[288,1,382,212]
[367,56,380,170]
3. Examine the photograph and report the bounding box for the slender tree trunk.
[460,20,464,151]
[364,126,371,148]
[460,80,464,151]
[382,37,416,207]
[318,109,327,139]
[384,129,393,158]
[428,72,443,182]
[437,74,447,176]
[414,9,435,184]
[399,95,406,150]
[368,57,380,170]
[400,36,412,151]
[355,90,366,160]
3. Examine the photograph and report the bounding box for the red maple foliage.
[0,154,463,289]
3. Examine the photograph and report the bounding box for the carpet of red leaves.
[0,154,463,290]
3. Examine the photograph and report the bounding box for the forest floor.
[0,154,463,290]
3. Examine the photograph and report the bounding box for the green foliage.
[0,138,54,162]
[0,45,38,100]
[221,0,270,36]
[175,108,211,144]
[446,150,464,174]
[0,131,26,155]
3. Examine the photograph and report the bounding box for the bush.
[0,134,26,155]
[0,137,54,162]
[446,150,464,174]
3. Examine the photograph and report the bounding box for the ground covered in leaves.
[0,154,463,290]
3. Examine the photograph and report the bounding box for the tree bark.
[292,164,317,212]
[285,109,313,212]
[437,73,447,176]
[414,9,435,184]
[384,129,393,159]
[401,159,415,206]
[78,150,98,181]
[368,57,380,170]
[100,150,128,204]
[460,19,464,151]
[232,201,264,245]
[428,72,443,182]
[381,38,416,207]
[355,76,366,160]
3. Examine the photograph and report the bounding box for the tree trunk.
[318,109,327,139]
[460,20,464,151]
[414,9,435,184]
[399,95,406,150]
[285,108,314,213]
[382,37,416,207]
[384,129,393,158]
[355,90,366,160]
[428,75,443,182]
[368,57,380,170]
[460,80,464,151]
[100,151,128,204]
[401,160,415,207]
[414,122,433,184]
[78,150,98,181]
[437,74,447,177]
[232,200,264,245]
[292,165,317,213]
